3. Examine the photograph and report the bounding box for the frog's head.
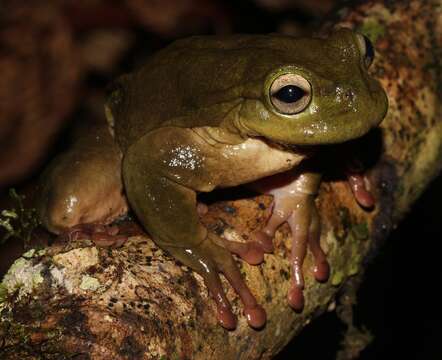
[236,28,388,145]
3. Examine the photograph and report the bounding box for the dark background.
[1,0,440,358]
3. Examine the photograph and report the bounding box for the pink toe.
[314,260,330,283]
[217,307,237,330]
[244,304,267,329]
[347,174,375,209]
[355,189,375,209]
[288,285,304,312]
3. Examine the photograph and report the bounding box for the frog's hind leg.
[122,127,266,329]
[38,121,129,247]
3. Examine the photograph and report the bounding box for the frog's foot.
[253,170,329,312]
[167,234,266,330]
[57,223,127,248]
[346,172,375,209]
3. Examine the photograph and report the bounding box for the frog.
[38,28,388,330]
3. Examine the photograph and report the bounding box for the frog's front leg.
[253,170,329,311]
[122,127,303,329]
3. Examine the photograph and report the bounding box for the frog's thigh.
[123,165,204,248]
[39,131,127,234]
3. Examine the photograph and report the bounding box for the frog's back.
[106,34,333,151]
[108,35,276,150]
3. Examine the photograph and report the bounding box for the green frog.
[38,28,388,330]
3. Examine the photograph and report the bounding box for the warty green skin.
[39,28,388,330]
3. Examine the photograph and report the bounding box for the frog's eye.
[356,34,375,68]
[269,74,311,115]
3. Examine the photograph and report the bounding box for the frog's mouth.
[258,136,317,157]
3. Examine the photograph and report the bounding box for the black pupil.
[274,85,305,103]
[363,35,375,62]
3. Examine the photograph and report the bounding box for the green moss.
[352,222,369,240]
[46,328,62,339]
[37,249,47,257]
[330,218,369,284]
[22,249,36,259]
[343,224,367,277]
[0,283,8,303]
[336,207,351,242]
[348,253,362,276]
[4,322,30,344]
[331,270,345,286]
[338,207,351,228]
[0,189,41,248]
[6,258,29,277]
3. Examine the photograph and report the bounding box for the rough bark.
[0,0,440,359]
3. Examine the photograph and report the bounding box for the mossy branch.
[0,189,40,248]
